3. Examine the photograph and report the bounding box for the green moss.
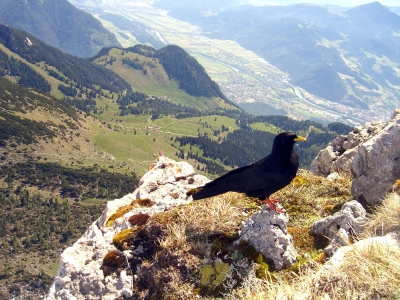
[254,253,275,280]
[106,205,135,227]
[106,198,153,227]
[286,250,327,277]
[151,209,180,225]
[287,226,315,253]
[128,213,150,226]
[328,202,345,214]
[131,198,153,207]
[292,175,311,188]
[244,201,259,210]
[113,227,142,250]
[101,250,128,277]
[207,232,237,257]
[287,256,307,274]
[312,251,327,264]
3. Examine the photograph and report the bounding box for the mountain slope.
[0,23,131,94]
[92,45,233,110]
[0,76,142,298]
[0,0,120,57]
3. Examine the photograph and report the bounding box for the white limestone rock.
[238,206,297,270]
[323,233,400,271]
[310,200,367,256]
[351,109,400,205]
[311,121,384,177]
[47,156,208,300]
[311,109,400,207]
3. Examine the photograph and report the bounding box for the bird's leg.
[267,197,280,203]
[262,197,286,213]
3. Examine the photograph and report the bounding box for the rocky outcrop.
[310,201,368,256]
[47,156,209,300]
[352,109,400,206]
[311,109,400,206]
[311,122,383,176]
[238,206,297,270]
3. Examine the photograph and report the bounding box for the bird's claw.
[263,198,286,214]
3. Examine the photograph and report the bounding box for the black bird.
[187,132,306,213]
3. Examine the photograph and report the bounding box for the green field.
[250,122,283,134]
[89,113,240,175]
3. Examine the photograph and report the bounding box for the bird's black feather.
[190,132,306,201]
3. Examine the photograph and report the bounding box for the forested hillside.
[114,44,229,101]
[156,45,228,100]
[175,115,341,171]
[0,23,353,175]
[0,48,51,92]
[0,23,131,94]
[0,76,140,298]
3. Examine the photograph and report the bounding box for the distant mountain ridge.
[155,1,400,113]
[0,0,121,57]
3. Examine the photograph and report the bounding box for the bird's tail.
[187,187,225,200]
[186,187,203,198]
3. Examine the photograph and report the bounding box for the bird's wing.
[204,164,252,190]
[192,164,253,198]
[242,156,291,195]
[243,167,288,191]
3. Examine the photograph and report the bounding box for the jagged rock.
[311,121,384,177]
[237,206,297,270]
[311,109,400,206]
[310,200,368,256]
[47,156,209,300]
[352,109,400,206]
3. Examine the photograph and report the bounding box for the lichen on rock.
[199,262,230,288]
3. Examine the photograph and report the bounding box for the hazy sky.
[251,0,400,7]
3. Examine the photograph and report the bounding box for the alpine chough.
[187,132,306,213]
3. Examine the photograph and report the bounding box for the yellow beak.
[294,136,306,142]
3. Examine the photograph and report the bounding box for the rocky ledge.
[47,157,208,299]
[47,156,297,299]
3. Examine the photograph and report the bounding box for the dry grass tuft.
[155,192,254,252]
[230,237,400,299]
[364,193,400,236]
